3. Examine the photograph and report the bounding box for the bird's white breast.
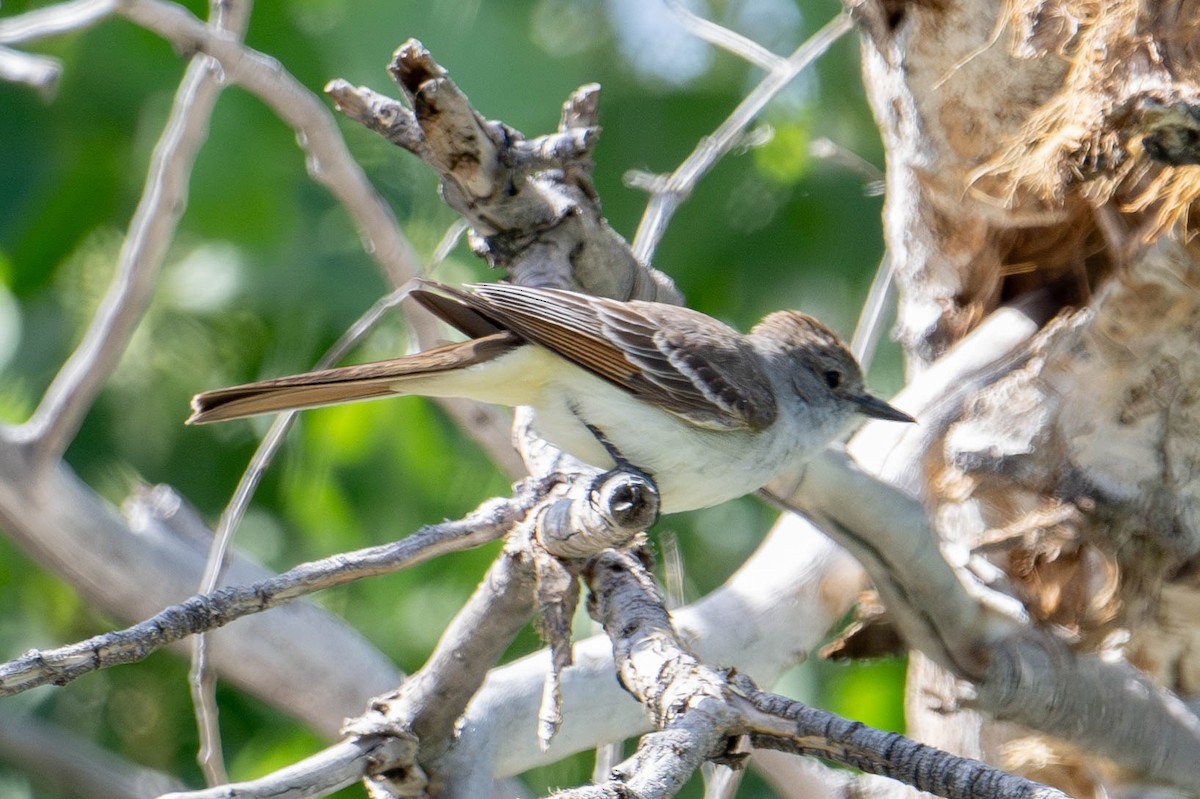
[519,353,822,513]
[410,344,836,514]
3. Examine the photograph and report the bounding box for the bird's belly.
[529,377,799,514]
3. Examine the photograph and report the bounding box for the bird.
[188,280,914,513]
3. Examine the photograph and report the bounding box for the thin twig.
[137,0,260,784]
[188,281,417,782]
[808,136,885,191]
[15,8,233,465]
[0,44,60,94]
[850,253,896,369]
[0,490,532,697]
[0,0,115,97]
[630,12,853,264]
[0,0,115,43]
[665,0,787,72]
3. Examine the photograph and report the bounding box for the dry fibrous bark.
[852,0,1200,795]
[857,0,1200,365]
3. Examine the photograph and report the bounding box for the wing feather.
[194,279,779,431]
[423,281,777,430]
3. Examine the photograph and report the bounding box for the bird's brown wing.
[413,281,776,430]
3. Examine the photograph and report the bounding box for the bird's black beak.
[850,392,916,424]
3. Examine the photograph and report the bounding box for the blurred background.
[0,0,904,795]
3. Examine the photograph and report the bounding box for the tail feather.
[188,379,402,424]
[188,331,520,425]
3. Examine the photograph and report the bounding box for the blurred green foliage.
[0,0,905,796]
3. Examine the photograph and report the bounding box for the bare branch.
[849,255,895,368]
[0,489,530,696]
[197,477,653,798]
[347,549,537,798]
[336,470,658,794]
[0,44,60,95]
[0,0,115,97]
[556,549,1066,799]
[630,12,853,264]
[16,17,234,464]
[497,523,858,784]
[163,501,861,798]
[665,0,788,73]
[0,0,115,43]
[178,1,258,783]
[744,688,1068,799]
[114,0,420,288]
[563,550,733,799]
[0,442,402,734]
[9,0,410,468]
[329,39,680,303]
[807,136,885,190]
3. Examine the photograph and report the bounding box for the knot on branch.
[536,467,658,559]
[340,714,425,799]
[509,470,656,747]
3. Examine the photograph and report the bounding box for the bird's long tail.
[187,332,519,424]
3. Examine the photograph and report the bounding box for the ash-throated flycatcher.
[189,281,914,513]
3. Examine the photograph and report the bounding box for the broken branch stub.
[327,38,680,302]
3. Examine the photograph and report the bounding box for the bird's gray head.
[751,311,915,425]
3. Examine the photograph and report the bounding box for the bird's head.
[751,311,915,425]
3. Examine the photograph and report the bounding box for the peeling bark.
[853,0,1200,794]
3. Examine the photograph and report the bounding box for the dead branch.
[14,3,240,465]
[432,518,862,793]
[327,39,677,303]
[0,488,531,696]
[114,0,419,286]
[549,549,1067,799]
[5,1,1195,796]
[630,13,853,264]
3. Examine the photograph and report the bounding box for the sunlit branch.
[665,0,787,72]
[630,12,853,264]
[0,491,530,696]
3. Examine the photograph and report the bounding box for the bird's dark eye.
[823,370,843,389]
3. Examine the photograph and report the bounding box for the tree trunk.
[854,0,1200,794]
